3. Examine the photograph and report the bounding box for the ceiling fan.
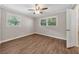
[28,4,48,14]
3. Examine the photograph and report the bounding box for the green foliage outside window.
[8,16,20,26]
[48,18,56,26]
[41,17,56,26]
[41,19,46,26]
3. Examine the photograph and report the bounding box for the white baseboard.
[0,32,66,44]
[35,33,65,40]
[0,33,34,43]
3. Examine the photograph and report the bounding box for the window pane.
[41,19,46,26]
[48,17,56,26]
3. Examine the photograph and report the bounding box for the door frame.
[74,5,79,47]
[0,7,2,43]
[0,7,3,43]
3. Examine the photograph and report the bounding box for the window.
[41,19,46,26]
[48,17,56,26]
[6,13,22,27]
[41,16,57,26]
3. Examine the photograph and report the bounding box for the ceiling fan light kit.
[28,4,48,15]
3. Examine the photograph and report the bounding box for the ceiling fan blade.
[41,8,48,10]
[33,12,43,14]
[35,4,38,6]
[40,12,43,14]
[28,9,34,11]
[33,12,35,14]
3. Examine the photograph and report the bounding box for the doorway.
[66,4,79,48]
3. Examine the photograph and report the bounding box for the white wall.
[0,8,66,43]
[34,12,66,40]
[0,8,1,42]
[1,8,34,43]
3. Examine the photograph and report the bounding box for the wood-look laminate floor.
[0,34,79,54]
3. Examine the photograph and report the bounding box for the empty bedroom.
[0,4,79,54]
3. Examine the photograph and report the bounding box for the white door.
[66,9,77,48]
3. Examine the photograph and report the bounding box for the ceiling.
[1,4,74,18]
